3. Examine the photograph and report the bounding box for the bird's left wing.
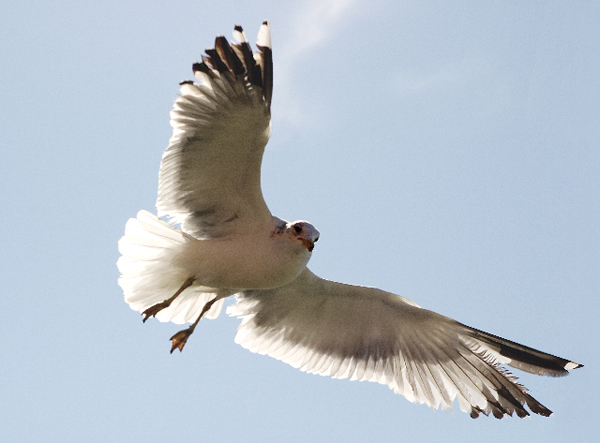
[157,22,273,238]
[227,268,581,418]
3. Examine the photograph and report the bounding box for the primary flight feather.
[117,21,581,419]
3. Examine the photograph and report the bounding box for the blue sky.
[1,1,598,442]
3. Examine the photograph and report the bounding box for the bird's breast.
[174,233,310,290]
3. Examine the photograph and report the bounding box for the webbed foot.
[170,327,195,353]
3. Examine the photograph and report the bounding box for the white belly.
[174,232,310,290]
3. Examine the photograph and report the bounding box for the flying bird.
[117,21,582,419]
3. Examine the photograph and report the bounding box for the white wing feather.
[157,22,273,239]
[228,268,579,418]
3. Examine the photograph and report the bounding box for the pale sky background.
[1,1,598,442]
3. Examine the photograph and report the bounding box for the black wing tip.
[203,48,228,74]
[191,62,206,73]
[185,22,272,109]
[470,398,553,419]
[525,393,554,417]
[466,326,583,377]
[254,22,272,107]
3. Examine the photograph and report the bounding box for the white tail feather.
[117,210,223,324]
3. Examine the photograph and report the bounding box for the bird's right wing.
[157,22,274,239]
[227,268,581,418]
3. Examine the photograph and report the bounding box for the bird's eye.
[293,224,302,234]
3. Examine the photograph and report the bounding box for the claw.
[170,328,194,353]
[142,301,171,322]
[140,276,196,323]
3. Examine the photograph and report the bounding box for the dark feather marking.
[257,45,272,108]
[232,25,251,71]
[251,64,262,91]
[192,62,211,75]
[200,54,214,70]
[524,392,553,416]
[215,36,245,76]
[473,356,529,417]
[461,345,549,418]
[496,385,530,418]
[189,24,271,111]
[192,206,218,218]
[224,213,239,223]
[467,326,577,376]
[232,42,256,85]
[204,48,228,74]
[457,347,520,418]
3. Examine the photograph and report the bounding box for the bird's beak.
[299,238,314,252]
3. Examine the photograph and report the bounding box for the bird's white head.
[272,218,320,252]
[288,220,320,252]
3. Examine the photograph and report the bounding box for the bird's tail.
[117,210,224,324]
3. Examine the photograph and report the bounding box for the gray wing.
[227,268,582,418]
[157,22,274,238]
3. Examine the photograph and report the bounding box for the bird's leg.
[141,276,196,322]
[169,296,220,353]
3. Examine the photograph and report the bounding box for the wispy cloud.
[279,0,357,62]
[273,0,360,129]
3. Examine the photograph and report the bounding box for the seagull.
[117,21,582,419]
